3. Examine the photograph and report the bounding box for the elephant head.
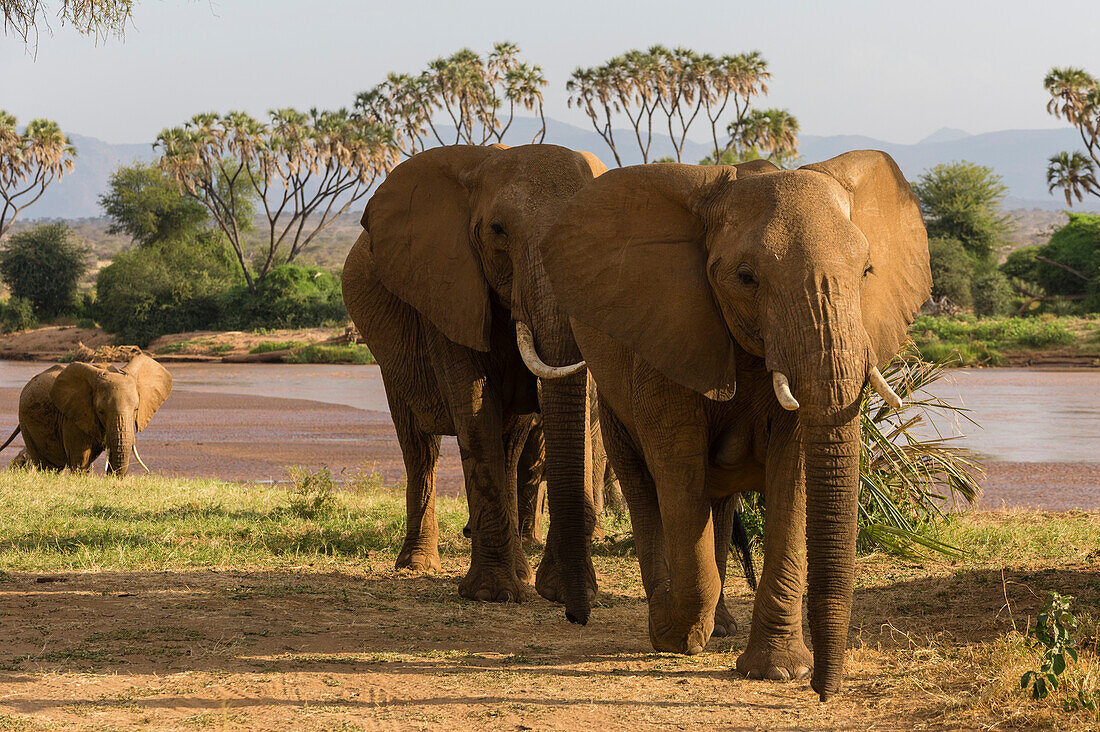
[541,151,930,697]
[50,353,173,475]
[357,143,606,623]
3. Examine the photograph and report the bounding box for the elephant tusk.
[772,372,800,411]
[132,438,150,473]
[868,366,902,409]
[515,321,586,379]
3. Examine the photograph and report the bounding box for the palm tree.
[1047,152,1099,206]
[0,113,76,237]
[728,108,800,165]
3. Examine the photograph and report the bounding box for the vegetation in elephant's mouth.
[0,468,1097,729]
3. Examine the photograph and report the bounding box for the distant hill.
[18,118,1100,219]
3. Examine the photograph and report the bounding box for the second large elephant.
[539,151,931,698]
[343,144,607,623]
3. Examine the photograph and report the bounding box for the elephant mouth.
[769,366,902,412]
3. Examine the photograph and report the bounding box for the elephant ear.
[123,353,173,432]
[50,363,102,436]
[578,150,608,178]
[541,164,739,401]
[364,145,497,352]
[802,150,932,365]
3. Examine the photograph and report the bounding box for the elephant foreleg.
[736,419,813,682]
[390,399,443,572]
[516,418,545,545]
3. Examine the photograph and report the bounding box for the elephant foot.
[648,585,713,656]
[395,538,441,573]
[458,560,531,603]
[534,545,597,605]
[711,595,737,638]
[735,633,813,681]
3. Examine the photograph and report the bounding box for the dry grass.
[0,470,1097,730]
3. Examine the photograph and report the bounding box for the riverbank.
[0,470,1097,730]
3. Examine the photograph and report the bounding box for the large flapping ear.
[802,151,932,365]
[732,158,780,176]
[364,145,497,352]
[123,353,173,432]
[541,164,740,401]
[50,362,103,436]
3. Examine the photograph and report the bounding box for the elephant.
[0,353,173,475]
[538,151,930,699]
[342,143,610,624]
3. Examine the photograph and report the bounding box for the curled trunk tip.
[516,321,586,379]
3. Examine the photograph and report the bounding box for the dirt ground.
[0,551,1096,731]
[0,325,114,361]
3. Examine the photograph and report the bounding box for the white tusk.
[772,372,800,411]
[132,442,150,473]
[868,366,902,409]
[516,321,586,379]
[105,456,110,473]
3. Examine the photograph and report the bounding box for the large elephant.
[539,151,930,699]
[1,354,173,475]
[342,143,608,624]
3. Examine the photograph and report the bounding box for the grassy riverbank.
[0,469,1097,729]
[912,314,1100,366]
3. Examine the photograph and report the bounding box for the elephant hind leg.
[391,400,443,573]
[516,419,545,546]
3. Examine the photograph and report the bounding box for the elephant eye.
[863,263,874,278]
[489,221,506,238]
[736,266,758,288]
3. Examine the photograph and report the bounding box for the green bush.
[0,223,89,320]
[928,236,975,307]
[0,296,39,333]
[971,269,1015,316]
[220,265,347,330]
[94,233,242,346]
[285,344,373,364]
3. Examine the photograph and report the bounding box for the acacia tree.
[0,111,76,237]
[355,42,547,157]
[567,47,790,166]
[2,0,132,44]
[1044,67,1100,206]
[156,108,396,292]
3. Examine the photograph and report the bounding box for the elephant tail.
[0,426,20,454]
[730,497,757,591]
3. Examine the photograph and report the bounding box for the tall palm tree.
[0,114,76,237]
[1047,151,1099,205]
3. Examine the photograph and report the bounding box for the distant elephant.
[0,354,173,475]
[343,144,607,624]
[539,151,930,700]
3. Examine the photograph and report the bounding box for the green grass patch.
[911,315,1085,365]
[285,344,374,364]
[249,340,309,355]
[0,467,467,572]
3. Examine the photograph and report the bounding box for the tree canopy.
[1044,67,1100,206]
[566,47,797,166]
[912,161,1012,259]
[2,0,132,45]
[0,111,77,237]
[99,163,209,246]
[0,222,88,319]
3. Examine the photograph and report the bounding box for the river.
[2,362,1098,508]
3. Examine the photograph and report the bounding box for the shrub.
[285,344,373,364]
[972,269,1015,316]
[0,296,38,332]
[220,265,347,330]
[0,223,89,319]
[94,233,242,346]
[928,236,975,307]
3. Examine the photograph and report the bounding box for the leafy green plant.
[1022,592,1079,699]
[0,296,38,333]
[285,344,373,364]
[856,346,981,557]
[249,340,307,355]
[285,466,340,519]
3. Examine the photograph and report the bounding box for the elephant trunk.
[796,339,864,702]
[105,417,133,476]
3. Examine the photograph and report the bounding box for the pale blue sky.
[2,0,1098,144]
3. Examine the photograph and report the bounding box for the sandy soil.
[0,325,114,361]
[0,553,1096,730]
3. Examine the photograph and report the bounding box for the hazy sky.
[3,0,1099,145]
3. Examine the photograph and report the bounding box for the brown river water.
[1,362,1098,510]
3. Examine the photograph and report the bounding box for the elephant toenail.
[794,666,812,680]
[746,669,761,679]
[765,666,791,681]
[475,589,493,601]
[712,624,728,638]
[497,590,514,602]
